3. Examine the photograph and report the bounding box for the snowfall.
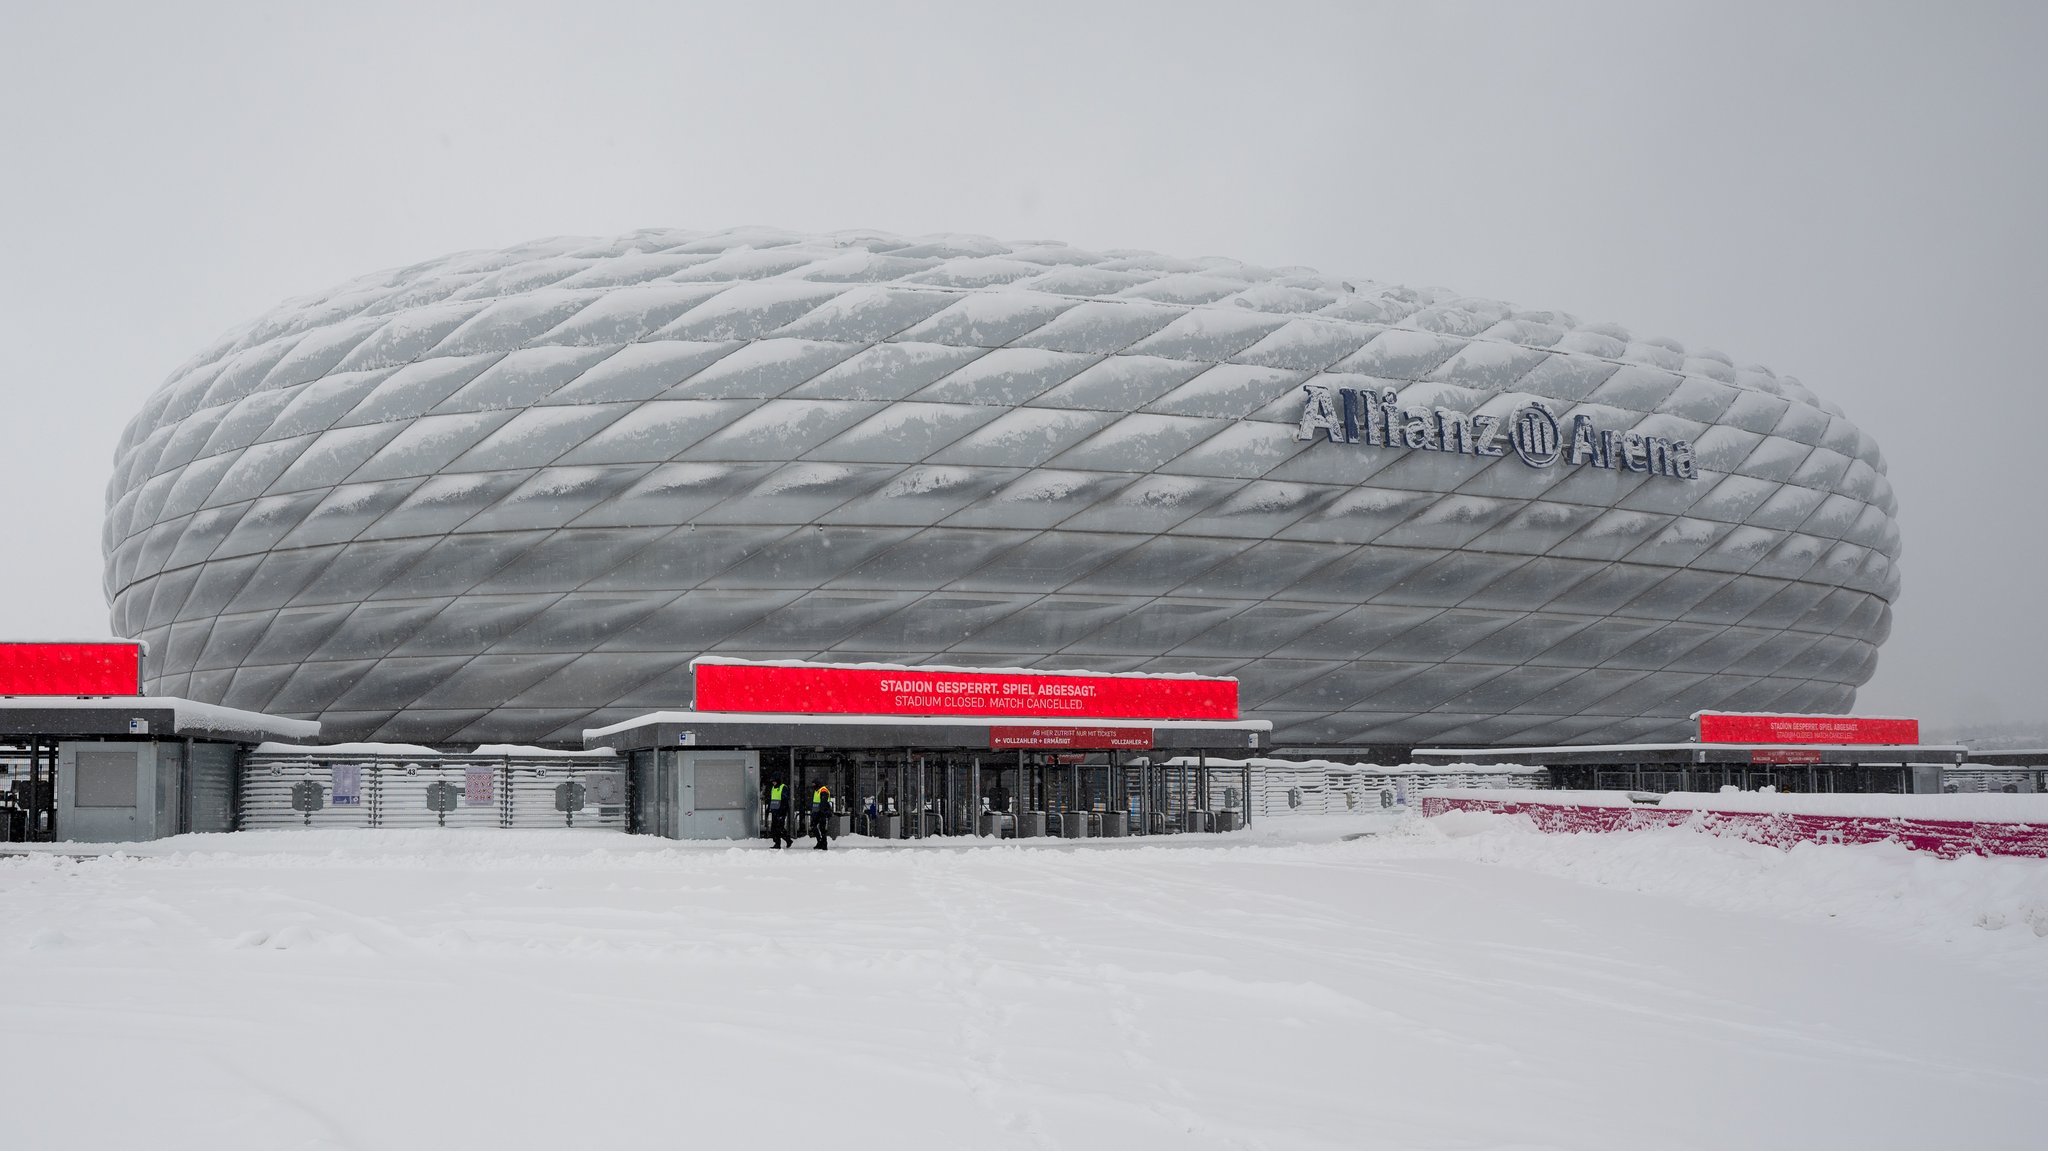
[6,812,2046,1151]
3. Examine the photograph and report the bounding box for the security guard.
[811,782,833,851]
[766,776,794,849]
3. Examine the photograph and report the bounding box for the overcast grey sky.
[2,0,2041,732]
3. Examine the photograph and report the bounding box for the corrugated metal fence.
[1236,760,1549,818]
[1941,766,2044,794]
[240,751,628,831]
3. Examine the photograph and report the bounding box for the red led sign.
[1749,748,1825,765]
[990,727,1154,751]
[1699,713,1919,746]
[693,661,1237,721]
[0,642,144,696]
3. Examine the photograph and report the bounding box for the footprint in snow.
[27,928,74,951]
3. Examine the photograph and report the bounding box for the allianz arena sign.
[1294,384,1700,479]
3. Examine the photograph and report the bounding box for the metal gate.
[239,751,628,831]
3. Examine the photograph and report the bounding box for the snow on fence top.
[1424,787,2048,823]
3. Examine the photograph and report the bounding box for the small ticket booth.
[2,639,320,844]
[2,697,320,843]
[627,748,762,840]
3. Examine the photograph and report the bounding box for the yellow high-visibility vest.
[769,784,784,802]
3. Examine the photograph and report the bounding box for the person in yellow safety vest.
[811,783,833,851]
[765,776,794,849]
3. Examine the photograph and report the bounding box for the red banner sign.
[0,642,143,696]
[1749,748,1825,765]
[693,661,1237,721]
[1698,713,1919,746]
[990,727,1154,750]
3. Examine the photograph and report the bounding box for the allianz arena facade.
[104,228,1900,750]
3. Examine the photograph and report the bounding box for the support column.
[1138,757,1150,836]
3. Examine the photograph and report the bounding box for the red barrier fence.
[1419,795,2048,860]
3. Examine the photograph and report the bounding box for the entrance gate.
[746,749,1255,841]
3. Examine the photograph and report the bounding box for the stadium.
[102,227,1900,753]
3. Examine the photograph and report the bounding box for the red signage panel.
[693,661,1237,721]
[990,727,1154,750]
[1749,748,1825,765]
[1698,713,1918,746]
[0,642,143,696]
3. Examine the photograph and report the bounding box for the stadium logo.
[1293,384,1698,480]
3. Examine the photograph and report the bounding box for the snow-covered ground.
[6,813,2045,1150]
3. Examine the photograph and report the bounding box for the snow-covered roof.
[1414,742,1968,756]
[161,700,319,740]
[0,696,317,741]
[584,709,1270,740]
[1165,756,1545,775]
[0,638,146,648]
[251,741,618,758]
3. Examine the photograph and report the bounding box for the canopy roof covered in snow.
[0,696,320,743]
[1412,741,1969,765]
[584,709,1269,752]
[1963,748,2048,767]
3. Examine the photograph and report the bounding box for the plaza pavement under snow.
[5,811,2045,1150]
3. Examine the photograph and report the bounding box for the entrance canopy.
[584,711,1269,753]
[1410,739,1967,796]
[1410,742,1969,768]
[1968,749,2048,768]
[0,696,319,744]
[1416,711,1961,775]
[586,658,1266,754]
